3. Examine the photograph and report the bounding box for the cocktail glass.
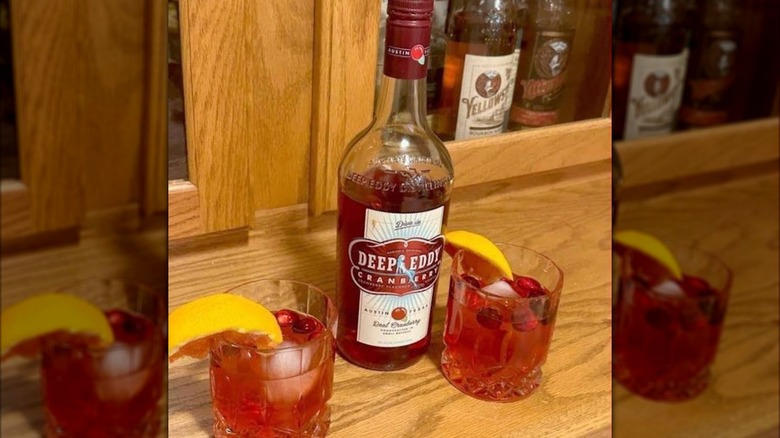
[210,280,337,437]
[42,279,165,437]
[613,244,731,401]
[441,244,564,402]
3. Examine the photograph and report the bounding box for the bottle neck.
[374,75,428,127]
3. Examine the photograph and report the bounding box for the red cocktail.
[210,280,336,437]
[441,244,563,402]
[41,280,165,437]
[613,246,731,401]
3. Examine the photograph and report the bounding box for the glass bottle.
[337,0,455,371]
[508,0,575,130]
[436,0,523,141]
[678,0,741,129]
[613,0,691,140]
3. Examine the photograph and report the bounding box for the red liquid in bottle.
[337,167,449,370]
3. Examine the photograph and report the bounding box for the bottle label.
[624,50,689,139]
[513,31,573,127]
[455,53,517,140]
[353,206,444,347]
[680,31,737,127]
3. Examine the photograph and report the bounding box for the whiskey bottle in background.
[436,0,523,141]
[678,0,741,129]
[613,0,691,140]
[337,0,454,371]
[508,0,575,130]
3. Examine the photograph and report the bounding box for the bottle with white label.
[613,0,691,140]
[434,0,524,141]
[337,0,454,371]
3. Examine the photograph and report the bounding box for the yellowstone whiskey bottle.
[336,0,454,371]
[436,0,523,140]
[613,0,691,140]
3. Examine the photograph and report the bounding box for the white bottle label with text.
[456,53,517,140]
[353,206,445,348]
[624,50,689,140]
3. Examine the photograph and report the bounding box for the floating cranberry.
[645,308,672,330]
[292,316,319,334]
[682,275,711,295]
[513,276,545,298]
[391,307,407,321]
[275,309,299,327]
[105,309,126,326]
[512,307,539,332]
[476,307,503,330]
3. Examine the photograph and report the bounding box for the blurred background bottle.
[508,0,575,130]
[678,0,741,129]
[435,0,523,141]
[613,0,691,140]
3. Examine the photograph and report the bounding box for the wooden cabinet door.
[1,0,165,246]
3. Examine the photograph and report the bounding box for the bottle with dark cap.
[336,0,454,371]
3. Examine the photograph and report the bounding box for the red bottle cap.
[384,0,433,80]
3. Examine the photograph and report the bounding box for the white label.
[624,50,689,140]
[456,53,518,140]
[355,206,445,348]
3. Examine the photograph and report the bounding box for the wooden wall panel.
[80,0,145,210]
[616,118,779,188]
[141,0,168,216]
[247,0,313,209]
[179,0,252,231]
[11,0,82,232]
[309,0,380,216]
[0,181,33,240]
[449,118,611,187]
[560,0,612,122]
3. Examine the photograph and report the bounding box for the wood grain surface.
[0,213,167,437]
[79,0,145,210]
[246,0,313,209]
[11,0,82,233]
[309,0,380,216]
[449,118,611,188]
[616,118,779,188]
[561,0,612,122]
[168,180,201,240]
[178,0,252,232]
[614,170,780,437]
[168,161,613,437]
[0,181,33,240]
[141,0,169,216]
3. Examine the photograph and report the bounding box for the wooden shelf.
[615,118,779,189]
[168,162,612,437]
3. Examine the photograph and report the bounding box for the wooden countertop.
[0,213,168,437]
[614,169,780,437]
[168,161,613,438]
